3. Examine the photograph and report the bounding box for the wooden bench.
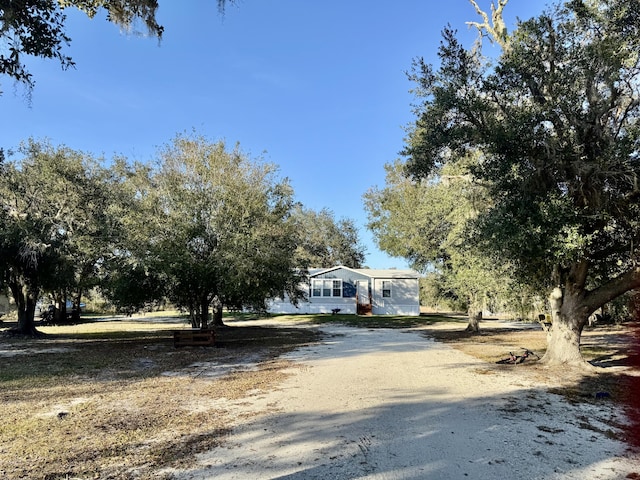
[173,329,216,347]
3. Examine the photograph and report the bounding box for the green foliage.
[2,134,363,330]
[0,0,160,93]
[365,153,514,314]
[419,273,466,312]
[109,133,305,326]
[100,263,166,314]
[0,0,73,91]
[403,0,640,305]
[364,161,438,271]
[292,206,366,269]
[0,139,119,331]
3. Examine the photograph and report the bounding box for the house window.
[332,280,341,297]
[323,281,332,297]
[382,281,392,298]
[312,279,343,297]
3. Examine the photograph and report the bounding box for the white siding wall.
[267,297,356,314]
[266,268,421,316]
[371,278,420,316]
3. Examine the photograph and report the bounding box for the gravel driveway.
[173,323,639,479]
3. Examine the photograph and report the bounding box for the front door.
[356,280,372,316]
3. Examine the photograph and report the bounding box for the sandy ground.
[172,321,640,480]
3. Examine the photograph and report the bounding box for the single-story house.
[268,266,421,316]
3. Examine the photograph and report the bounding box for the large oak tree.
[0,140,121,334]
[115,134,305,328]
[402,0,640,367]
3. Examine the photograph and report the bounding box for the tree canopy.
[0,139,121,334]
[97,134,307,328]
[400,0,640,365]
[2,135,361,334]
[292,206,366,269]
[0,0,232,93]
[365,154,517,331]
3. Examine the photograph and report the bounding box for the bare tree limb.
[466,0,510,51]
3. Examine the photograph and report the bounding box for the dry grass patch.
[0,319,321,480]
[417,319,633,365]
[418,319,638,410]
[2,314,637,478]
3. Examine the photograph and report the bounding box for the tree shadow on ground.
[168,323,640,479]
[0,322,324,479]
[2,318,639,479]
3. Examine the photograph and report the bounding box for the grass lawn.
[0,311,637,479]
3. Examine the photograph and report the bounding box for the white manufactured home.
[268,266,421,316]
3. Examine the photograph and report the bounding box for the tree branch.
[567,259,590,292]
[584,266,640,313]
[466,0,509,50]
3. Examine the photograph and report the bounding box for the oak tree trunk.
[540,285,591,367]
[466,310,481,333]
[200,298,210,329]
[53,294,67,324]
[71,292,83,322]
[189,298,200,328]
[212,297,225,327]
[9,281,39,336]
[542,315,587,366]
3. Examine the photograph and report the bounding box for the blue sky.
[1,0,548,269]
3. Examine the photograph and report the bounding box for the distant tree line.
[0,135,366,335]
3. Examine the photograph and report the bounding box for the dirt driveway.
[172,322,639,480]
